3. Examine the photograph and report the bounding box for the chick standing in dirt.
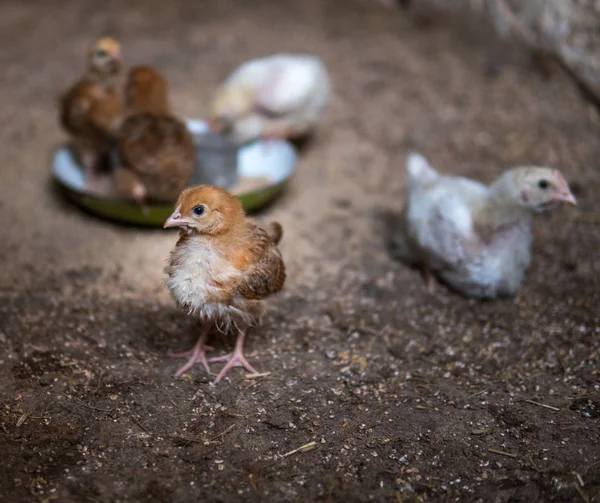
[393,153,577,298]
[209,54,331,144]
[59,37,123,185]
[164,185,286,383]
[114,66,195,206]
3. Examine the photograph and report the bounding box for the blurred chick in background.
[114,66,195,207]
[392,153,576,298]
[164,185,286,384]
[124,65,169,115]
[209,54,331,145]
[59,37,123,186]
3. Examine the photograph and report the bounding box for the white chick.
[393,153,577,298]
[209,54,331,144]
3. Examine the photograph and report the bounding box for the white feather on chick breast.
[209,54,331,144]
[395,153,577,298]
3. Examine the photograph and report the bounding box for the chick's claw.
[170,343,213,377]
[210,328,258,384]
[169,323,213,376]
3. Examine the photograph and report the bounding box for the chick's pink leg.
[263,130,281,143]
[262,126,298,156]
[261,127,284,153]
[209,327,258,384]
[169,322,213,377]
[263,125,297,143]
[422,268,437,294]
[80,150,101,191]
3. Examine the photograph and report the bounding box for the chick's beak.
[163,206,188,229]
[556,191,577,206]
[553,170,577,206]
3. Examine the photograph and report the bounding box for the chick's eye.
[95,49,108,58]
[192,205,205,216]
[538,179,549,190]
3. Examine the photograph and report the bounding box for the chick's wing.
[233,224,286,300]
[408,186,476,269]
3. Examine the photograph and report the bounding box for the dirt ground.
[0,0,599,501]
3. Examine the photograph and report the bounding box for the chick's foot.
[169,322,213,376]
[209,328,258,384]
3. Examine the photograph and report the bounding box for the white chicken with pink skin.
[393,153,577,298]
[209,54,331,145]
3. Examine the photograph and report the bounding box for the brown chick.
[124,65,169,115]
[163,185,286,384]
[114,66,195,206]
[59,37,123,184]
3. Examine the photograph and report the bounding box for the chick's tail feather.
[267,222,283,244]
[406,152,439,188]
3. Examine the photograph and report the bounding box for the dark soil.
[0,0,599,502]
